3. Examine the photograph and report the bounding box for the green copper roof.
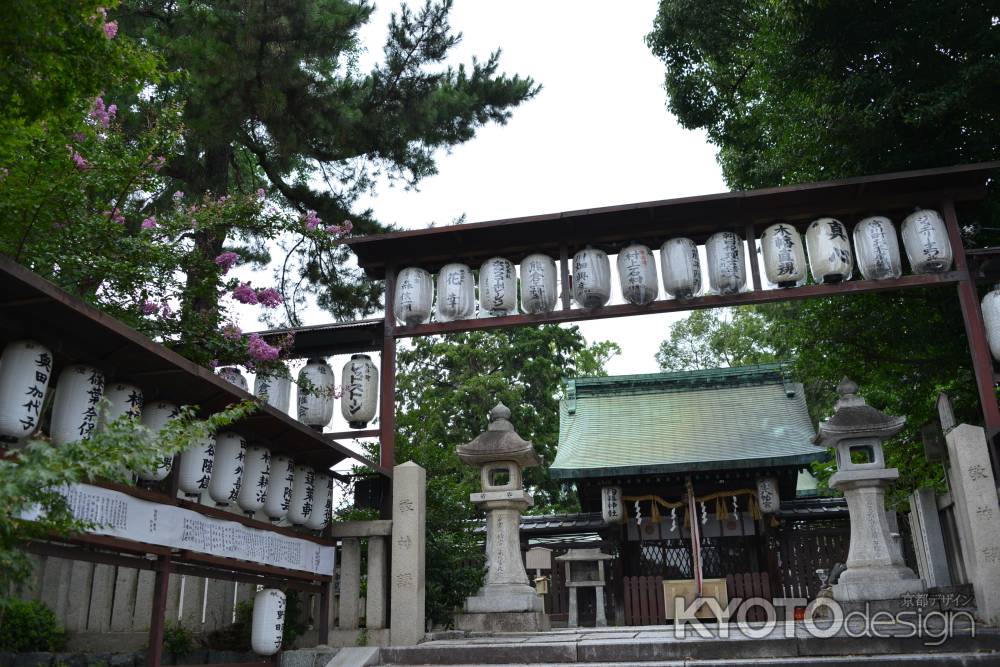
[551,364,822,479]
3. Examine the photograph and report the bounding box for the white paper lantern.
[49,365,105,446]
[601,486,624,524]
[756,477,780,514]
[209,431,247,506]
[305,472,332,531]
[217,366,248,391]
[177,435,215,498]
[436,263,475,322]
[806,217,853,284]
[341,354,378,429]
[902,208,953,274]
[250,588,286,656]
[660,238,702,299]
[706,232,746,295]
[287,465,315,525]
[519,254,558,314]
[572,247,611,309]
[98,382,143,430]
[138,401,180,482]
[254,369,291,414]
[263,454,294,521]
[0,340,53,443]
[478,257,518,316]
[983,286,1000,361]
[393,267,434,326]
[237,445,271,517]
[853,216,902,281]
[760,223,807,287]
[617,244,658,306]
[297,358,335,429]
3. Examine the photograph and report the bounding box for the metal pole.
[941,200,1000,474]
[146,555,172,667]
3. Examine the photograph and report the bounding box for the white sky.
[235,0,728,468]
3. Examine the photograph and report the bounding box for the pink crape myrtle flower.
[140,300,158,315]
[103,21,118,39]
[327,219,353,235]
[232,282,258,305]
[71,151,90,170]
[214,251,240,274]
[141,216,157,229]
[256,188,267,199]
[247,333,280,361]
[172,190,184,200]
[302,210,321,230]
[103,208,125,225]
[257,287,283,308]
[89,97,116,128]
[222,323,242,340]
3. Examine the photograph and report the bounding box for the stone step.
[382,655,1000,667]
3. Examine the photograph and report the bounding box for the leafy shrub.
[163,622,195,658]
[0,599,67,651]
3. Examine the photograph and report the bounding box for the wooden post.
[380,265,397,520]
[146,555,172,667]
[559,244,572,310]
[318,579,330,645]
[941,200,1000,475]
[745,222,763,292]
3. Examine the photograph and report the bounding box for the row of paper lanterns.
[218,354,379,430]
[393,209,953,325]
[0,340,333,529]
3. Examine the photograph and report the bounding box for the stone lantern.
[815,379,924,602]
[454,402,549,632]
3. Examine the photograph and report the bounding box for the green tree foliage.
[646,1,999,504]
[0,599,67,652]
[117,0,540,323]
[393,325,618,626]
[656,308,777,371]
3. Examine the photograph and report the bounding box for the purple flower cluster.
[140,300,159,315]
[222,324,242,340]
[303,210,321,230]
[90,97,117,128]
[141,216,157,230]
[257,288,283,308]
[103,21,118,39]
[103,208,125,225]
[214,251,240,274]
[232,282,258,305]
[71,150,90,170]
[247,333,280,361]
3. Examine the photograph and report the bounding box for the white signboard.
[35,484,335,576]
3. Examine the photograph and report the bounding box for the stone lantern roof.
[814,378,906,448]
[457,402,541,468]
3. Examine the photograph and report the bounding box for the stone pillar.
[390,461,426,646]
[909,487,952,589]
[366,536,387,629]
[338,537,361,630]
[945,423,1000,624]
[595,561,607,627]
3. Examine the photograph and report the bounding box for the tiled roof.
[551,364,822,479]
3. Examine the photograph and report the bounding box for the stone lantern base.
[455,583,549,632]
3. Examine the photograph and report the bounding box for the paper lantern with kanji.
[616,244,658,306]
[706,232,746,295]
[49,365,105,445]
[519,254,558,314]
[250,588,286,656]
[341,354,378,429]
[98,382,143,430]
[806,217,853,284]
[760,223,806,287]
[263,454,295,521]
[902,208,953,274]
[0,340,53,443]
[218,366,248,391]
[478,257,518,317]
[297,358,334,429]
[287,464,315,526]
[854,216,902,281]
[659,238,702,299]
[305,472,332,531]
[756,476,780,514]
[572,247,611,309]
[393,267,434,325]
[601,486,624,524]
[137,401,180,481]
[236,445,271,517]
[436,263,475,322]
[209,431,247,506]
[254,369,291,414]
[982,285,1000,361]
[177,435,215,498]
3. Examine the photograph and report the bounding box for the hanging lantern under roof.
[436,263,475,322]
[478,257,518,317]
[806,217,853,284]
[982,285,1000,361]
[209,431,247,506]
[254,368,291,414]
[250,588,286,656]
[49,364,105,446]
[0,340,53,444]
[218,366,247,391]
[519,254,558,314]
[601,486,624,524]
[297,358,334,430]
[341,354,378,429]
[287,465,315,526]
[660,238,702,299]
[617,244,658,306]
[177,435,215,499]
[572,247,611,309]
[236,445,271,517]
[756,477,780,514]
[263,454,294,522]
[706,232,746,295]
[98,382,143,430]
[902,208,953,274]
[305,472,333,531]
[393,267,434,326]
[760,223,806,288]
[137,401,180,482]
[854,216,902,280]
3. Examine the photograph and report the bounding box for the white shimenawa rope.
[635,500,642,526]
